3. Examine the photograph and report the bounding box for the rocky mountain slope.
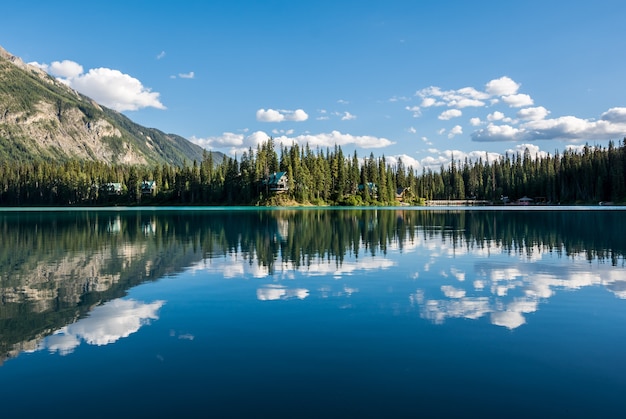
[0,45,221,166]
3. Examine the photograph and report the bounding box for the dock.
[425,199,491,206]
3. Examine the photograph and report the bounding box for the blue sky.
[2,0,626,170]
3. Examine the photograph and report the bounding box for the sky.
[2,0,626,170]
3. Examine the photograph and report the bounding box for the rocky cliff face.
[0,97,144,163]
[0,45,214,166]
[0,45,46,75]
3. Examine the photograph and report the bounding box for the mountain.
[0,45,223,166]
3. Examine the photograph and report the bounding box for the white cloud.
[468,150,502,163]
[72,68,166,111]
[600,107,626,123]
[406,105,421,117]
[337,99,349,105]
[485,76,520,96]
[413,76,622,146]
[272,128,294,135]
[471,123,525,142]
[456,87,491,101]
[421,97,438,107]
[449,98,486,108]
[565,144,587,154]
[178,71,195,79]
[190,132,244,149]
[287,109,309,121]
[502,93,534,108]
[487,111,515,124]
[442,149,467,160]
[156,51,166,60]
[28,61,48,71]
[448,125,463,139]
[35,59,165,112]
[192,130,394,155]
[274,130,394,149]
[523,115,626,139]
[473,105,626,143]
[246,130,274,146]
[417,85,486,110]
[439,109,462,120]
[49,60,84,78]
[341,111,357,121]
[505,143,549,159]
[256,108,286,122]
[190,130,273,155]
[389,95,410,102]
[417,86,443,97]
[517,106,550,121]
[487,111,506,121]
[421,155,449,168]
[256,108,309,122]
[316,109,329,120]
[385,154,421,171]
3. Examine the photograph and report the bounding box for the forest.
[0,137,625,206]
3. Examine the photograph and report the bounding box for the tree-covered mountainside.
[0,45,222,166]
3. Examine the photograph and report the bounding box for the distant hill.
[0,45,223,166]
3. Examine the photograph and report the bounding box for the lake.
[1,207,625,418]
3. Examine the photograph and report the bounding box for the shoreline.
[0,204,624,212]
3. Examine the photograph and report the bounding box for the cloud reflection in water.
[257,284,309,301]
[188,213,626,331]
[38,299,165,355]
[415,256,626,329]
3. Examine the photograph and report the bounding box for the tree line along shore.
[1,138,625,207]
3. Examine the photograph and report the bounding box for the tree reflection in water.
[1,208,625,363]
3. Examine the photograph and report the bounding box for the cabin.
[358,182,378,197]
[396,187,410,202]
[102,182,122,195]
[264,172,289,193]
[517,196,533,206]
[141,180,156,195]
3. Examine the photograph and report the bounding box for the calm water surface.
[1,207,625,418]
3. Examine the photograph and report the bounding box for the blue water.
[1,208,625,418]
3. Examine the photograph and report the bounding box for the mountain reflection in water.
[1,208,625,364]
